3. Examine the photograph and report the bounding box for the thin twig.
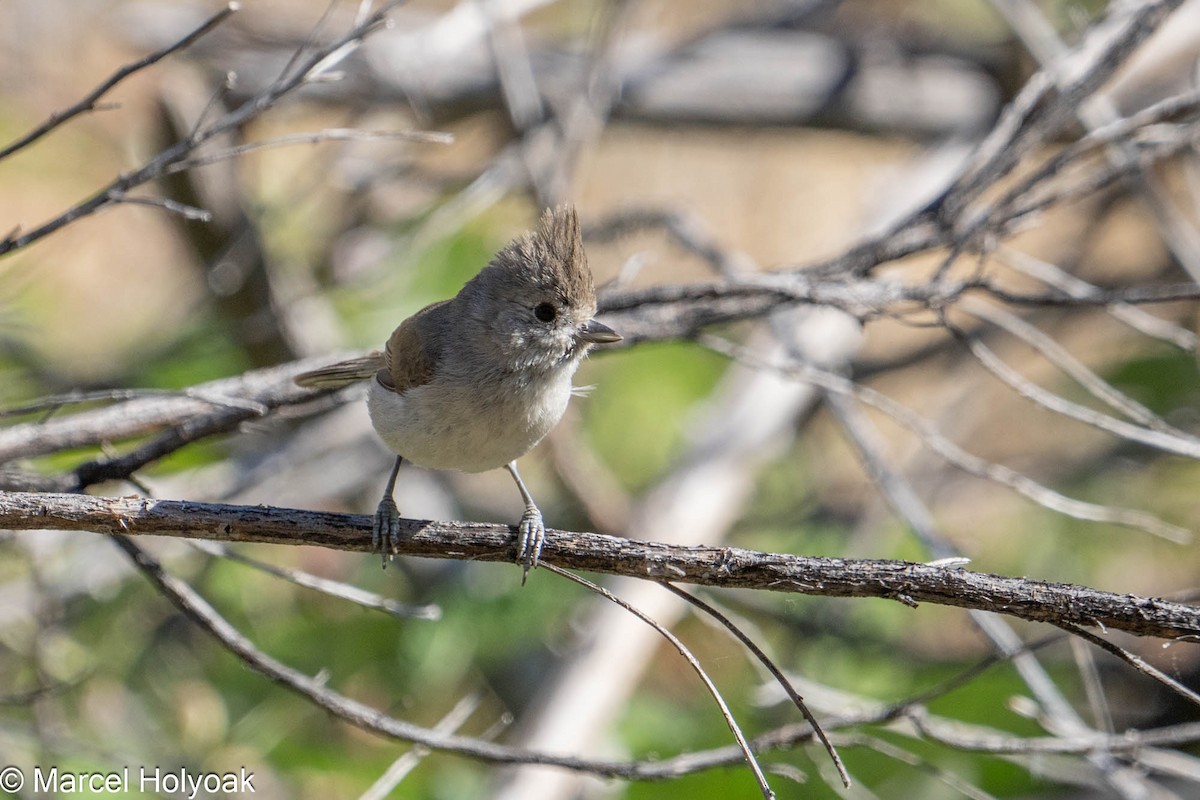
[0,388,176,418]
[823,387,1095,736]
[108,532,816,784]
[960,297,1175,431]
[165,129,454,174]
[586,208,754,278]
[1055,622,1200,709]
[982,280,1200,307]
[276,0,345,85]
[542,564,776,799]
[0,3,240,162]
[1070,637,1114,735]
[106,533,627,774]
[359,693,485,800]
[700,335,1191,543]
[189,71,239,140]
[908,707,1200,755]
[0,356,338,463]
[189,540,440,620]
[524,635,1170,779]
[956,326,1200,467]
[661,582,849,788]
[942,1,1177,216]
[109,191,213,222]
[993,0,1200,285]
[997,247,1198,352]
[0,1,404,257]
[827,732,997,800]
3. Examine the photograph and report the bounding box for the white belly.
[366,372,573,472]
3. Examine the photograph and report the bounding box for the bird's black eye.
[534,302,557,323]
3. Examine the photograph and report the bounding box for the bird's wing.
[383,299,451,393]
[293,353,387,389]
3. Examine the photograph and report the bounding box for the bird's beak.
[576,318,622,345]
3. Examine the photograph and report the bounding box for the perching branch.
[119,531,1138,785]
[3,489,1197,641]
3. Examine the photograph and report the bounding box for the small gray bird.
[295,205,621,577]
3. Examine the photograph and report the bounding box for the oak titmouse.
[295,205,621,577]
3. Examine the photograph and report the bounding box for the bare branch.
[360,693,485,800]
[2,490,1198,641]
[188,540,440,621]
[109,191,213,222]
[106,534,601,773]
[586,207,756,278]
[942,0,1182,216]
[1055,622,1200,709]
[164,128,454,174]
[0,356,340,463]
[598,274,1200,346]
[997,247,1198,352]
[662,583,849,788]
[0,388,179,419]
[909,707,1200,755]
[701,336,1191,543]
[0,1,406,258]
[823,385,1098,734]
[960,298,1173,430]
[993,0,1200,283]
[0,3,240,162]
[954,323,1200,461]
[982,280,1200,308]
[106,533,794,782]
[544,566,776,799]
[827,732,995,800]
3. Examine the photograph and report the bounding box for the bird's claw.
[372,497,401,567]
[516,507,545,585]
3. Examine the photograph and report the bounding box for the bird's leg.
[373,455,404,567]
[505,461,545,584]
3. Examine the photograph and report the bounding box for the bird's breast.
[366,369,574,472]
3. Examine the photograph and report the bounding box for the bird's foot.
[516,506,546,585]
[372,497,401,567]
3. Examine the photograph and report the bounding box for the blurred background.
[2,0,1200,797]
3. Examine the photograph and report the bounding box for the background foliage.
[2,1,1199,798]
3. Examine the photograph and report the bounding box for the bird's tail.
[294,353,386,389]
